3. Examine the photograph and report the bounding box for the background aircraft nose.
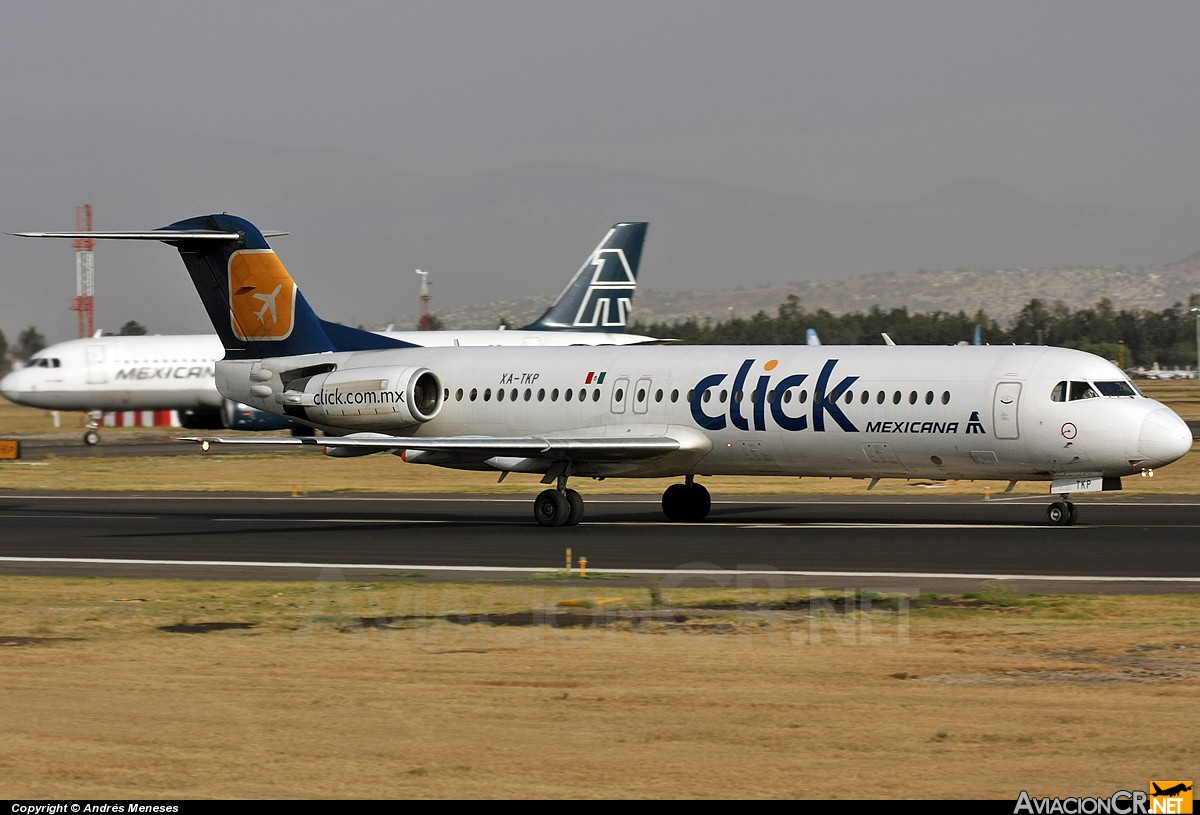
[0,371,20,401]
[1137,408,1193,467]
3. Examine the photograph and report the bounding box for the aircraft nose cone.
[1137,408,1193,467]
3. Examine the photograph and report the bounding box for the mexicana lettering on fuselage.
[864,420,961,434]
[115,366,214,381]
[690,358,859,432]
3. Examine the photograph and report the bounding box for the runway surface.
[1,491,1198,594]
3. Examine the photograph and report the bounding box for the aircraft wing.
[184,429,707,462]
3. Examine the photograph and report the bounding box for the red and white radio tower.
[415,268,432,330]
[70,204,95,338]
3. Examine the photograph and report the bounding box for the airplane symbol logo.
[253,284,283,325]
[228,250,297,341]
[1153,783,1193,797]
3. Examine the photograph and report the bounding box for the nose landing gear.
[83,410,102,446]
[1047,497,1077,526]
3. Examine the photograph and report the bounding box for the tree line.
[630,294,1200,370]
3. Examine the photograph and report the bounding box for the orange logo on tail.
[228,250,297,341]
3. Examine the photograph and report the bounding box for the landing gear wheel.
[1047,501,1075,526]
[564,489,584,526]
[534,488,570,527]
[662,482,711,522]
[83,429,100,446]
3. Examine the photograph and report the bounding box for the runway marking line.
[0,555,1197,584]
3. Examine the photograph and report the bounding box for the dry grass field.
[1,578,1198,800]
[0,384,1198,799]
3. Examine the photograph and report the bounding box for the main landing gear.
[533,472,585,528]
[1046,496,1077,526]
[534,488,584,527]
[532,475,713,526]
[661,475,711,522]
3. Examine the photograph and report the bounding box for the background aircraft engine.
[220,399,300,431]
[292,366,443,430]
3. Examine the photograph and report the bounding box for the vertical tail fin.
[521,222,647,331]
[13,213,413,359]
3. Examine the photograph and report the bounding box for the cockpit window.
[1053,379,1136,401]
[1069,381,1097,400]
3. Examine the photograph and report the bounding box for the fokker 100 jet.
[13,214,1192,526]
[2,222,653,444]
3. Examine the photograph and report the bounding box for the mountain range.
[3,110,1198,341]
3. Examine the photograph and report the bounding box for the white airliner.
[1,222,654,444]
[13,214,1193,527]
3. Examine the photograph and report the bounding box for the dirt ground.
[0,578,1197,800]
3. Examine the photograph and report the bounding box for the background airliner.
[14,214,1192,527]
[2,222,653,444]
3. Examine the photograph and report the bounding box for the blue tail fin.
[15,213,415,360]
[522,222,646,331]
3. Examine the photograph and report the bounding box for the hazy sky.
[4,1,1200,342]
[5,0,1199,208]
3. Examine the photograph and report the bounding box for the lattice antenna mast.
[415,268,432,330]
[71,204,95,337]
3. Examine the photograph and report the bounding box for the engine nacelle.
[285,366,442,430]
[221,399,300,431]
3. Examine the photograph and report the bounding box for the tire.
[662,483,690,521]
[83,429,100,446]
[534,489,569,527]
[1047,501,1071,526]
[685,483,712,522]
[565,489,584,526]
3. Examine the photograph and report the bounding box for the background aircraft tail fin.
[522,222,646,331]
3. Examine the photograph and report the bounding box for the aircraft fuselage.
[219,343,1191,482]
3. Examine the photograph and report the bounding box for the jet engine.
[283,366,442,430]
